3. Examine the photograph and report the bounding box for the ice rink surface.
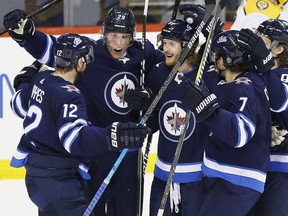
[0,174,153,215]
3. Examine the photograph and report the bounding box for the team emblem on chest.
[105,72,138,115]
[159,101,196,142]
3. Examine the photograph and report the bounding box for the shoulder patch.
[61,85,80,93]
[234,77,252,85]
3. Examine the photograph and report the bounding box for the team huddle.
[3,0,288,216]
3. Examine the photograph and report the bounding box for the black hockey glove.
[3,9,35,43]
[179,4,205,28]
[201,16,224,39]
[14,60,42,90]
[106,122,151,152]
[181,78,219,122]
[237,28,274,72]
[124,87,154,111]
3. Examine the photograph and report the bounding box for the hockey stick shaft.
[83,149,128,216]
[171,0,181,20]
[84,2,215,214]
[157,1,226,215]
[157,110,191,216]
[137,0,150,215]
[0,0,63,36]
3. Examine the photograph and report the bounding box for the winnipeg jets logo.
[234,77,252,85]
[61,85,80,93]
[166,103,186,134]
[159,101,196,142]
[105,72,138,115]
[119,57,130,64]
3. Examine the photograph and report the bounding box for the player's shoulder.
[35,72,81,96]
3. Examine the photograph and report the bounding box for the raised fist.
[3,9,35,43]
[179,4,205,27]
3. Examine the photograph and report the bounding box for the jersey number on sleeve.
[239,97,248,111]
[63,104,78,118]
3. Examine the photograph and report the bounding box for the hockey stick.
[171,0,182,20]
[0,0,63,36]
[156,1,226,215]
[83,1,215,214]
[137,0,150,215]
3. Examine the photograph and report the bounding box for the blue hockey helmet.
[103,7,136,37]
[160,19,197,48]
[210,30,250,66]
[279,19,288,32]
[256,19,288,45]
[53,33,94,68]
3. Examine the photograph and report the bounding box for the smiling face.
[162,38,182,67]
[104,32,133,59]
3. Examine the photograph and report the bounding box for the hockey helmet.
[210,30,250,66]
[257,19,288,45]
[279,19,288,31]
[53,33,94,68]
[103,7,136,37]
[160,19,196,48]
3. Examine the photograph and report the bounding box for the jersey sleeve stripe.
[10,90,27,119]
[59,118,88,139]
[235,113,255,148]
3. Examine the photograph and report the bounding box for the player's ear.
[217,57,226,70]
[273,45,284,56]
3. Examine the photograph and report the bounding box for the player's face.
[105,32,133,59]
[163,38,182,67]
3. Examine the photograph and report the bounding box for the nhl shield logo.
[104,72,138,115]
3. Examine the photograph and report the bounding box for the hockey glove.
[3,9,35,43]
[14,60,42,90]
[271,126,288,147]
[106,122,151,152]
[201,16,224,39]
[124,87,154,111]
[179,4,205,27]
[181,78,219,122]
[237,28,274,73]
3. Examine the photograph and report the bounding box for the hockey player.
[230,0,288,30]
[180,30,272,216]
[241,19,288,216]
[9,33,150,216]
[3,7,163,216]
[144,18,212,216]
